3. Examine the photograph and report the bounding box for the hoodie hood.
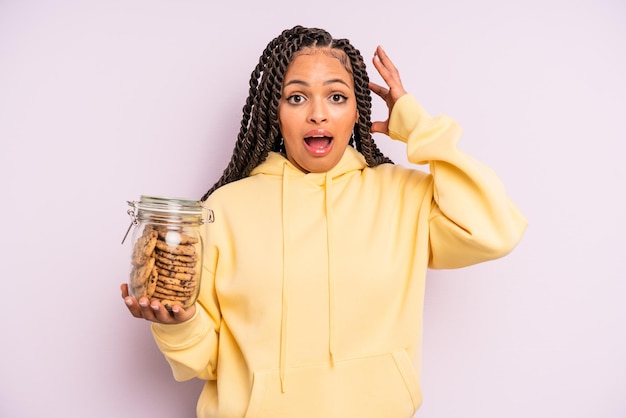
[250,146,367,179]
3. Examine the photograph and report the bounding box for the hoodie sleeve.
[388,94,527,269]
[150,242,221,381]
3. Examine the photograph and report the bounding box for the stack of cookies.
[129,225,200,310]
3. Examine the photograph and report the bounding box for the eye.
[330,94,347,103]
[286,94,305,105]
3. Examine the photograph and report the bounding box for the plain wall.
[1,0,624,417]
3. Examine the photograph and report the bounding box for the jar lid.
[127,195,214,225]
[136,195,204,215]
[122,195,213,244]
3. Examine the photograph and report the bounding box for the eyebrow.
[284,78,351,88]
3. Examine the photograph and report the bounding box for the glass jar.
[122,195,214,311]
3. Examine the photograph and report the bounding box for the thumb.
[370,120,389,135]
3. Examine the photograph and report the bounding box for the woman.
[122,25,527,417]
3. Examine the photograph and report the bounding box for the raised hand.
[369,45,408,135]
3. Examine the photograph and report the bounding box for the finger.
[372,49,391,81]
[121,283,129,297]
[121,283,143,318]
[373,46,406,96]
[149,300,195,324]
[373,47,397,83]
[148,299,173,323]
[123,296,145,318]
[138,296,159,321]
[370,120,389,135]
[368,81,389,99]
[170,303,196,322]
[375,46,399,74]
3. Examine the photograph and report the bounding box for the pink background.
[1,0,624,417]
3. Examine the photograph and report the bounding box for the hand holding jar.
[120,195,213,324]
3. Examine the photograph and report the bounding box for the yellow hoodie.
[152,94,527,418]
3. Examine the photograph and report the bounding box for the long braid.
[333,38,393,166]
[202,26,393,201]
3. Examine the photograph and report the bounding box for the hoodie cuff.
[151,307,211,350]
[388,94,433,143]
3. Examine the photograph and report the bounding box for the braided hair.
[201,25,393,201]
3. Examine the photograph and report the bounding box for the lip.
[304,129,333,138]
[303,129,334,156]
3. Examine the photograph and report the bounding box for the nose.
[308,100,327,124]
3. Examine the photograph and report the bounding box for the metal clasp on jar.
[121,201,139,244]
[202,206,215,224]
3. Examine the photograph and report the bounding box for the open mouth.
[304,136,332,148]
[304,135,334,155]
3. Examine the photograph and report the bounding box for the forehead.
[284,49,354,86]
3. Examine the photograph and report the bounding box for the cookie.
[158,282,194,293]
[131,256,155,286]
[151,291,190,301]
[153,285,193,297]
[131,281,147,299]
[155,260,197,274]
[159,300,178,310]
[154,248,198,262]
[154,251,198,268]
[155,275,188,286]
[155,240,196,256]
[131,230,158,265]
[157,267,194,281]
[145,265,159,298]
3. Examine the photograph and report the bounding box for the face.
[278,49,358,173]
